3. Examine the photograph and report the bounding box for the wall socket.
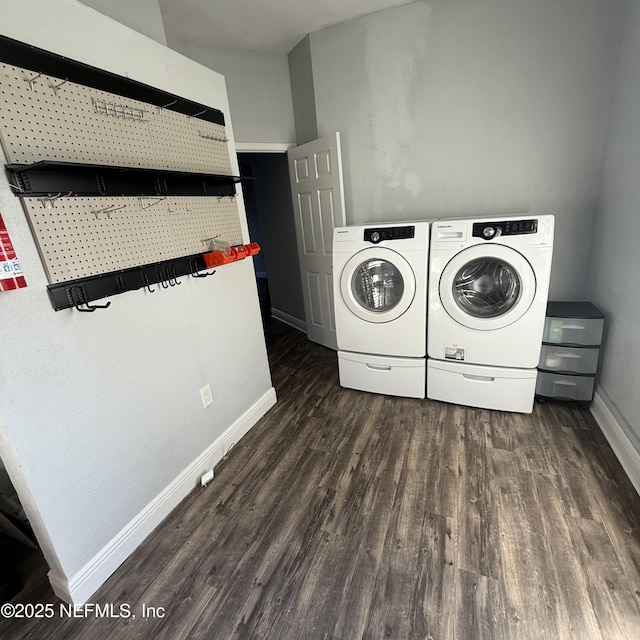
[200,384,213,408]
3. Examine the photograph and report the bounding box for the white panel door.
[288,132,346,349]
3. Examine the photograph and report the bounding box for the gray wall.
[289,36,318,145]
[240,153,305,322]
[586,0,640,448]
[308,0,624,300]
[78,0,167,45]
[165,41,296,146]
[0,0,272,592]
[79,1,296,146]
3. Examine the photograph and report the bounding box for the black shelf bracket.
[0,34,225,126]
[5,161,245,198]
[47,253,214,311]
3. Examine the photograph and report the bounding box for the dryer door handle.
[463,373,496,383]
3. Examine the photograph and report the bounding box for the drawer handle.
[437,231,464,239]
[553,380,578,387]
[365,364,392,371]
[554,352,582,359]
[561,324,586,330]
[463,374,495,383]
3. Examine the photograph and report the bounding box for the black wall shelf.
[47,253,216,312]
[6,161,244,198]
[0,34,225,126]
[1,35,245,313]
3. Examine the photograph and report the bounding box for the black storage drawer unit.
[536,301,604,406]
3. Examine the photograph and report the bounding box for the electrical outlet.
[200,384,213,408]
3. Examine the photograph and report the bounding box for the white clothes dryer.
[333,221,430,398]
[427,215,554,413]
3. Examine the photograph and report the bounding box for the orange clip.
[245,242,260,256]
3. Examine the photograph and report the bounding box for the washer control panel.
[472,219,538,240]
[364,226,415,243]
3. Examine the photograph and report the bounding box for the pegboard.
[0,46,248,306]
[22,195,244,284]
[148,110,232,174]
[0,63,156,167]
[166,197,243,257]
[0,62,232,174]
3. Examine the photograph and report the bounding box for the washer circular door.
[439,244,536,330]
[340,247,416,324]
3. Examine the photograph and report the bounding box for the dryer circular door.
[340,247,416,323]
[439,244,536,330]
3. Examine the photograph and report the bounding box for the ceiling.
[159,0,416,54]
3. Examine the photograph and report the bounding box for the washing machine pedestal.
[427,359,537,413]
[338,351,426,399]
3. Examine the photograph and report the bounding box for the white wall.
[309,0,625,299]
[0,0,273,602]
[78,0,167,45]
[586,0,640,450]
[166,38,296,146]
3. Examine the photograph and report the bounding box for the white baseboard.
[591,390,640,497]
[48,387,277,604]
[48,571,73,603]
[271,307,307,333]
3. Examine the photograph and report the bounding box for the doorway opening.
[238,152,306,333]
[0,458,46,603]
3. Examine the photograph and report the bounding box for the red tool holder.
[203,242,260,269]
[245,242,260,256]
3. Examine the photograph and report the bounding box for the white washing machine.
[427,215,554,413]
[333,221,430,398]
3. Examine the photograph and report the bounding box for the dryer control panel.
[364,226,415,243]
[473,219,537,240]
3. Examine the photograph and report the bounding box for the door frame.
[235,143,295,153]
[237,145,307,333]
[287,133,347,350]
[237,138,346,346]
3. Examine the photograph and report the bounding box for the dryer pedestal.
[338,351,425,399]
[427,359,537,413]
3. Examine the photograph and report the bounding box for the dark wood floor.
[3,317,640,639]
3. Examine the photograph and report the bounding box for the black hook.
[142,273,155,293]
[188,258,216,278]
[68,285,111,312]
[192,269,216,278]
[166,267,178,286]
[171,268,181,286]
[158,269,169,288]
[75,300,111,312]
[89,300,111,310]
